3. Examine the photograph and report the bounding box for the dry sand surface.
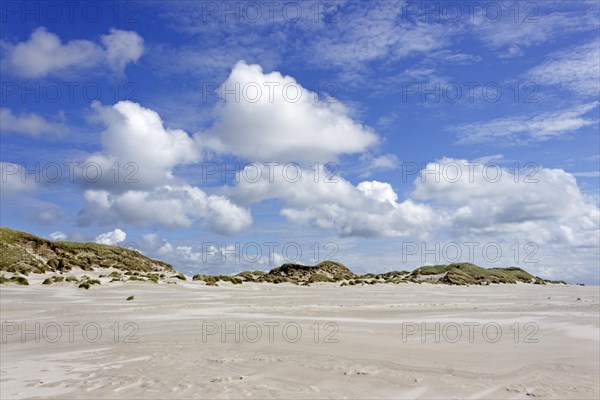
[1,276,599,399]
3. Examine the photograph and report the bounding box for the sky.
[0,0,599,284]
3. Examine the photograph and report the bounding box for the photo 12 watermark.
[179,241,340,265]
[1,81,140,104]
[201,161,339,184]
[0,1,140,24]
[400,321,540,344]
[1,161,139,185]
[401,1,539,23]
[200,321,340,344]
[201,80,340,104]
[1,320,139,344]
[399,81,539,104]
[400,161,540,184]
[400,241,539,264]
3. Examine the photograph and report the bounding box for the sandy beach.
[1,277,598,399]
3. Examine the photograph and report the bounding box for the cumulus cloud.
[227,164,443,238]
[0,108,66,137]
[2,27,144,78]
[205,62,379,163]
[413,158,600,248]
[452,103,599,144]
[79,185,252,234]
[86,101,200,191]
[94,228,126,245]
[225,158,599,255]
[77,101,251,234]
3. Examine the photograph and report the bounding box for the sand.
[1,276,598,399]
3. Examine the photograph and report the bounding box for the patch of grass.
[42,275,65,285]
[411,265,451,276]
[78,277,100,289]
[126,295,134,301]
[65,275,79,282]
[193,274,243,285]
[308,273,334,283]
[0,275,29,285]
[235,271,256,282]
[217,275,242,284]
[204,276,219,286]
[78,282,90,289]
[12,275,29,285]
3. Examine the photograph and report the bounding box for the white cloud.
[473,7,599,58]
[48,231,67,241]
[526,41,600,98]
[86,101,200,190]
[309,3,450,71]
[79,184,252,235]
[77,101,251,234]
[3,27,144,78]
[227,164,443,238]
[430,50,482,65]
[101,29,144,72]
[452,102,599,144]
[413,158,600,248]
[205,62,379,163]
[0,108,66,137]
[360,153,400,177]
[94,228,127,245]
[81,187,202,229]
[142,233,173,256]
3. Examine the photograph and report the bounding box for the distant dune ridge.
[0,227,566,286]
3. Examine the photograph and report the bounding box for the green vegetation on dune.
[0,227,174,275]
[261,261,355,284]
[409,263,554,285]
[192,274,243,286]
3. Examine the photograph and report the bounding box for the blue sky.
[1,1,599,283]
